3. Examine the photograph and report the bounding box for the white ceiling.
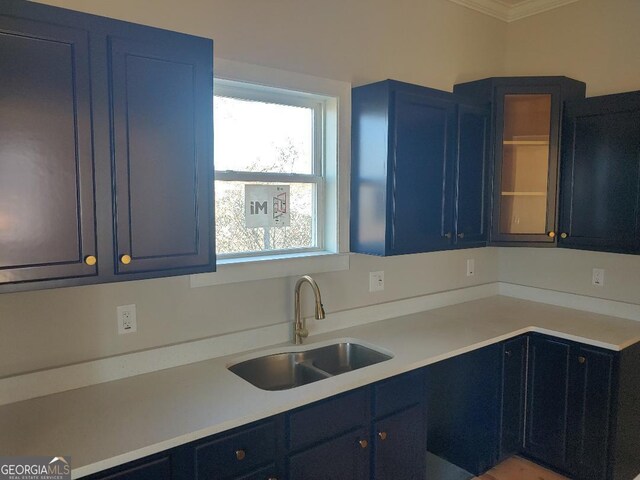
[447,0,580,22]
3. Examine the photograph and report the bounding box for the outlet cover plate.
[117,304,137,334]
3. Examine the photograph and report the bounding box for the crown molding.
[448,0,580,22]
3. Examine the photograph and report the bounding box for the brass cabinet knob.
[560,232,568,239]
[578,356,586,364]
[548,231,556,238]
[120,254,132,265]
[235,449,246,461]
[378,431,388,441]
[457,232,465,239]
[444,232,452,239]
[84,255,97,266]
[358,439,368,449]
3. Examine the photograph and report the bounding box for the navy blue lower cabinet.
[425,343,502,476]
[568,346,614,480]
[192,420,280,480]
[374,405,426,480]
[288,427,371,480]
[524,335,572,471]
[83,454,173,480]
[499,336,527,460]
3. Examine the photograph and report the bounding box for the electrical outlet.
[466,259,475,277]
[369,271,384,292]
[592,268,605,287]
[117,304,137,334]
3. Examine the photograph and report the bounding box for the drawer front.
[288,388,369,450]
[88,455,171,480]
[195,421,276,479]
[374,369,423,418]
[235,464,281,480]
[288,427,370,480]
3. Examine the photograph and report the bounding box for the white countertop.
[1,295,640,478]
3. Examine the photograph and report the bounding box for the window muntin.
[214,81,326,259]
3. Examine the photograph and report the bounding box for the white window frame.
[190,58,351,287]
[214,80,326,259]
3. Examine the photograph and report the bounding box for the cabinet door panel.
[390,91,455,254]
[499,336,527,459]
[525,335,571,470]
[560,93,640,253]
[374,405,426,480]
[492,86,561,243]
[0,15,96,284]
[455,103,489,246]
[110,35,214,274]
[568,347,614,480]
[288,428,370,480]
[426,344,501,475]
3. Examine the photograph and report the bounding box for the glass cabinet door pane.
[499,94,552,234]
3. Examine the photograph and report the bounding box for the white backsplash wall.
[0,248,499,378]
[499,248,640,305]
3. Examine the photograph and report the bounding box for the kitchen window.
[214,80,326,259]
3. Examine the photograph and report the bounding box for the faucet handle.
[296,326,309,339]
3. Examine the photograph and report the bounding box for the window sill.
[189,251,350,287]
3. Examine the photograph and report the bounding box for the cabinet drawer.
[87,455,171,480]
[374,370,423,418]
[234,464,280,480]
[288,388,369,450]
[195,421,276,480]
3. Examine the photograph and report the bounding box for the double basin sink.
[229,342,392,391]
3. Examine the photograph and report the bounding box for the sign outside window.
[245,185,291,228]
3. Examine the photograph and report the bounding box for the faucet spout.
[294,275,325,344]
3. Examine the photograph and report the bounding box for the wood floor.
[475,457,570,480]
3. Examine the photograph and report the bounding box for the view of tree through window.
[214,91,323,257]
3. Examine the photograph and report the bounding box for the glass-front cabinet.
[454,77,586,245]
[495,88,558,242]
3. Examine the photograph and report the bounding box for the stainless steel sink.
[228,342,392,391]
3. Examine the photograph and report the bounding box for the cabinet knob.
[505,350,512,357]
[560,232,568,239]
[548,231,556,238]
[267,477,278,480]
[444,232,452,239]
[578,356,586,364]
[235,449,246,461]
[358,439,368,449]
[457,232,465,239]
[120,254,132,265]
[378,431,388,441]
[84,255,97,266]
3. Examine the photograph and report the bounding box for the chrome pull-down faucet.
[294,275,325,344]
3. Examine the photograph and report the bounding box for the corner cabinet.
[558,91,640,254]
[454,77,585,246]
[426,334,640,480]
[0,0,215,293]
[350,79,489,256]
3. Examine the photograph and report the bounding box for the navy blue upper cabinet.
[351,80,489,256]
[455,103,491,247]
[108,25,214,275]
[0,1,214,292]
[454,77,586,246]
[559,91,640,254]
[0,11,97,285]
